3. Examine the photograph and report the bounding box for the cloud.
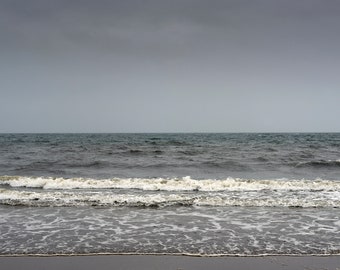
[1,0,340,132]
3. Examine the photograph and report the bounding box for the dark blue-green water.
[1,133,340,179]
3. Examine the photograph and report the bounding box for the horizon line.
[1,131,340,134]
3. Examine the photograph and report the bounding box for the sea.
[0,133,340,256]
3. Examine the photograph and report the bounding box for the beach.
[1,255,340,270]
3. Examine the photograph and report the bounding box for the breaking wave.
[1,175,340,208]
[1,175,340,192]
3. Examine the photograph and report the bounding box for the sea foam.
[1,175,339,192]
[1,175,340,208]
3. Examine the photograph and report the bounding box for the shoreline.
[1,252,340,257]
[1,255,339,270]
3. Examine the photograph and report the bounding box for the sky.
[1,0,340,133]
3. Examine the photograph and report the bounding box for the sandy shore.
[0,255,339,270]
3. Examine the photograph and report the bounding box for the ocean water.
[0,133,340,256]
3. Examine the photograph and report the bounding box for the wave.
[295,159,340,168]
[1,188,339,208]
[1,175,340,208]
[1,176,340,192]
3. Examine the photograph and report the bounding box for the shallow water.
[1,206,339,255]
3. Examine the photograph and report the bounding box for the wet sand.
[0,255,339,270]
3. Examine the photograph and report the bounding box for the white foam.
[1,188,339,208]
[1,176,340,192]
[0,189,193,207]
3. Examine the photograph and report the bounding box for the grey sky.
[1,0,340,132]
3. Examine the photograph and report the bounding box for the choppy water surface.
[0,133,340,256]
[1,133,340,180]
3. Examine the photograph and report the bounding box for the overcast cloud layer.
[1,0,340,132]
